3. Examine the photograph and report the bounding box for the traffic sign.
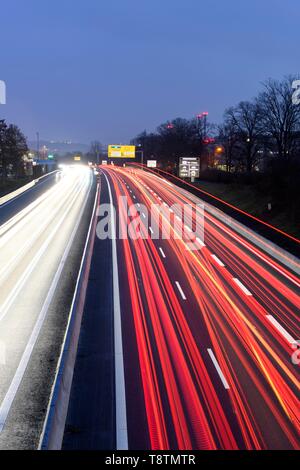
[179,157,200,179]
[108,145,136,159]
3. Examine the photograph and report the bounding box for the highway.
[0,167,94,449]
[99,166,300,450]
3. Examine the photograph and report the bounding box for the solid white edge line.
[266,315,296,345]
[104,173,128,450]
[175,281,187,300]
[207,349,230,390]
[0,172,93,434]
[233,278,252,296]
[211,254,225,267]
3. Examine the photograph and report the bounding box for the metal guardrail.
[0,171,58,207]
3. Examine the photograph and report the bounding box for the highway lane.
[0,166,94,449]
[102,166,300,450]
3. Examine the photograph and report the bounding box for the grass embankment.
[0,177,33,198]
[195,180,300,240]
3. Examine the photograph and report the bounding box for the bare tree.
[256,76,300,160]
[224,101,262,173]
[218,121,240,172]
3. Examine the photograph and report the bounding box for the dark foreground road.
[63,167,299,450]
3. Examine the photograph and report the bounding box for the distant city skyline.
[1,0,299,144]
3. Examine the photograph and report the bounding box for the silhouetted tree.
[256,76,300,160]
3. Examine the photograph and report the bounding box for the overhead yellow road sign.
[108,145,136,159]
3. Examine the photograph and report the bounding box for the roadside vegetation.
[132,76,300,239]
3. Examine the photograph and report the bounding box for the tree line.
[132,76,300,172]
[0,119,28,179]
[131,76,300,222]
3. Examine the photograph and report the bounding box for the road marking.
[137,203,140,208]
[169,207,174,213]
[185,225,192,232]
[266,315,296,345]
[159,247,166,259]
[104,173,128,450]
[142,212,146,219]
[207,349,230,390]
[233,278,252,296]
[175,281,187,300]
[149,227,154,234]
[211,254,225,267]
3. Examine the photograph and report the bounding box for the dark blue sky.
[1,0,299,144]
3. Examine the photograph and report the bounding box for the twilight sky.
[0,0,299,144]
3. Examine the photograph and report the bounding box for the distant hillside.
[28,140,89,156]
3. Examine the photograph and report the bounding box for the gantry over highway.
[0,165,299,450]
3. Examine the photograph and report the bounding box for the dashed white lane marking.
[133,195,136,199]
[196,237,206,248]
[175,281,187,300]
[149,227,154,235]
[266,315,296,345]
[211,254,225,267]
[207,349,230,390]
[185,225,192,232]
[142,213,146,219]
[169,208,174,213]
[233,278,252,296]
[159,247,166,259]
[137,203,140,208]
